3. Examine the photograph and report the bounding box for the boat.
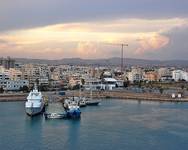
[64,97,81,118]
[86,99,101,106]
[63,97,79,110]
[85,80,101,106]
[44,113,66,119]
[25,84,44,116]
[66,106,81,118]
[78,85,87,107]
[78,97,87,107]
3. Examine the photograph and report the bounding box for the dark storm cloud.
[0,0,188,31]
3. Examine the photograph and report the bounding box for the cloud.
[135,34,170,54]
[152,26,188,60]
[0,0,188,31]
[0,18,188,60]
[76,42,97,58]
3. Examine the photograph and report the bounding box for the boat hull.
[86,101,100,106]
[66,109,81,118]
[26,105,44,116]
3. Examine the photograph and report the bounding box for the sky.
[0,0,188,60]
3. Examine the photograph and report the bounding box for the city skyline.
[0,0,188,60]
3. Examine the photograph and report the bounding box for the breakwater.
[64,91,188,102]
[1,91,188,102]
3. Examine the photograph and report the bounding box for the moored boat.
[44,113,66,119]
[78,97,87,107]
[86,99,101,106]
[64,97,81,118]
[25,84,44,116]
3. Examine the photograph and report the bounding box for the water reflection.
[24,114,44,150]
[64,119,81,149]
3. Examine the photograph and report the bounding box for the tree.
[181,85,185,90]
[39,85,48,91]
[81,78,85,85]
[22,86,29,92]
[36,79,39,86]
[138,81,142,88]
[124,80,130,88]
[0,87,4,93]
[159,87,164,94]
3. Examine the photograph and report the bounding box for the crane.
[103,43,128,74]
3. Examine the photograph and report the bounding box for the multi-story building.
[158,68,171,80]
[21,64,49,86]
[0,72,29,91]
[144,71,158,81]
[8,68,22,80]
[0,57,15,69]
[172,70,188,81]
[127,67,143,82]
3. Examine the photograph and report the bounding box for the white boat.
[86,99,101,106]
[86,80,101,106]
[25,84,44,116]
[79,97,87,107]
[44,113,66,119]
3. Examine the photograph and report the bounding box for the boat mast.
[90,79,93,100]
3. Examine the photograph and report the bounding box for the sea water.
[0,99,188,150]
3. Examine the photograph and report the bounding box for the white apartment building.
[0,72,29,90]
[172,70,188,81]
[84,78,102,90]
[127,67,143,82]
[102,78,117,90]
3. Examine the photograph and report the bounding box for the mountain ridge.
[14,57,188,67]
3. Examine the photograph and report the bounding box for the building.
[172,70,188,81]
[84,78,102,90]
[102,78,117,90]
[5,80,29,91]
[8,68,22,80]
[127,67,143,82]
[144,71,158,81]
[0,72,29,91]
[68,76,81,88]
[0,57,15,69]
[158,68,171,79]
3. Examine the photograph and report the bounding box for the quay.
[0,93,27,102]
[64,91,188,102]
[1,91,188,102]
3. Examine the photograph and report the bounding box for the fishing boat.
[66,106,81,118]
[64,97,81,118]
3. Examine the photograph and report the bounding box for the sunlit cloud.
[0,18,187,59]
[135,34,170,54]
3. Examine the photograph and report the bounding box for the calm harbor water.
[0,99,188,150]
